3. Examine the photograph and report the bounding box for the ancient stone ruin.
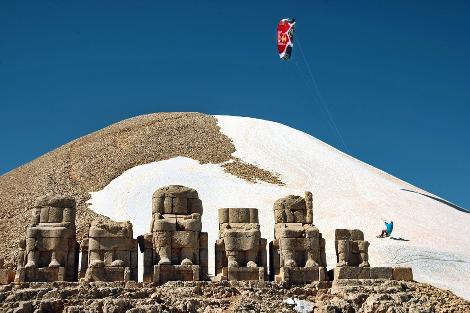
[334,228,413,281]
[269,192,327,283]
[80,220,138,282]
[6,187,415,289]
[15,195,79,282]
[139,185,208,283]
[215,208,267,281]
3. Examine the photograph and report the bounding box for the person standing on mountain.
[378,220,393,238]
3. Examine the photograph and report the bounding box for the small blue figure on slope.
[378,220,393,238]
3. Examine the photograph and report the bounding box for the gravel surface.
[0,280,468,312]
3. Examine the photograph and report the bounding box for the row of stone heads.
[5,185,412,285]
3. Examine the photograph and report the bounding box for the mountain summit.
[1,113,468,299]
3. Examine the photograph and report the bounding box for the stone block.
[173,197,188,214]
[304,226,320,238]
[152,219,176,232]
[279,237,318,251]
[392,267,413,281]
[237,208,251,223]
[153,196,165,214]
[370,267,393,279]
[277,266,319,284]
[154,264,199,283]
[334,266,371,280]
[164,197,173,214]
[249,208,258,223]
[172,231,199,248]
[35,195,75,208]
[24,266,65,282]
[189,198,203,215]
[335,229,352,241]
[224,232,260,251]
[35,237,68,251]
[350,229,364,240]
[40,207,49,223]
[228,208,240,223]
[48,207,64,223]
[27,227,71,239]
[218,208,229,224]
[227,266,265,281]
[85,267,128,282]
[89,222,132,238]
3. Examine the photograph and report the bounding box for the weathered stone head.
[31,195,76,227]
[273,191,313,224]
[152,185,203,215]
[89,220,133,239]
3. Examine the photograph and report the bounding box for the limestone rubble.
[0,280,469,313]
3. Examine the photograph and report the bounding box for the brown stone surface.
[0,280,468,312]
[370,267,394,280]
[0,113,284,268]
[334,266,371,280]
[393,267,414,281]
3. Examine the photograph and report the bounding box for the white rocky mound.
[88,115,470,299]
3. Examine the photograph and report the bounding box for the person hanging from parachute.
[277,18,296,60]
[377,220,394,238]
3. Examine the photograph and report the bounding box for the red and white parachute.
[277,18,296,60]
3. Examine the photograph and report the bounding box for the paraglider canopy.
[277,18,296,60]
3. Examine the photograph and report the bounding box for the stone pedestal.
[154,264,199,283]
[274,266,327,283]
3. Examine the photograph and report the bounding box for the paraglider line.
[294,37,351,154]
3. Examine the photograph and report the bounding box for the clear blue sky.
[1,1,469,209]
